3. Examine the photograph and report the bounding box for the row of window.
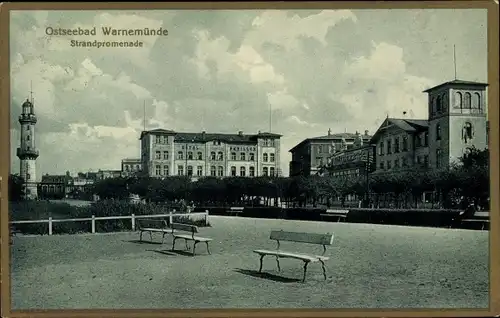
[379,155,428,170]
[330,169,360,178]
[378,135,411,156]
[154,165,277,177]
[154,150,276,162]
[431,91,482,116]
[123,165,141,172]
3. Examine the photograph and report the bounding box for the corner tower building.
[17,98,39,199]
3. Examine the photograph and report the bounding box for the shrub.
[347,208,462,227]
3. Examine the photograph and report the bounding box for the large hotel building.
[139,129,282,179]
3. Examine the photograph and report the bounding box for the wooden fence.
[9,210,209,235]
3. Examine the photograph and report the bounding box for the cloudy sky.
[9,9,487,179]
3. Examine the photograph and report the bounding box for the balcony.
[17,147,39,158]
[18,114,37,123]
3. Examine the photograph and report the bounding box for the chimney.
[365,130,369,136]
[258,130,261,134]
[328,128,331,136]
[238,131,243,136]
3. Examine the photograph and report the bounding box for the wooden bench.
[460,211,490,230]
[227,207,244,216]
[171,223,213,256]
[137,219,176,244]
[320,209,349,222]
[253,230,334,283]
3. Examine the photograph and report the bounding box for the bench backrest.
[137,219,168,230]
[270,230,334,246]
[171,222,198,235]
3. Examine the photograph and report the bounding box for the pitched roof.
[140,129,282,143]
[423,79,488,93]
[289,132,372,153]
[370,117,429,143]
[41,174,71,184]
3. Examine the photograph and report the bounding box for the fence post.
[131,214,135,231]
[169,210,174,225]
[91,215,96,234]
[48,217,53,235]
[205,209,209,226]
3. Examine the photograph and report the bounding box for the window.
[187,165,193,176]
[263,153,268,162]
[177,151,183,160]
[402,157,407,168]
[231,166,236,176]
[197,152,203,160]
[386,140,392,154]
[217,152,223,161]
[136,165,140,171]
[188,151,193,160]
[249,166,255,177]
[210,166,216,176]
[379,142,384,155]
[417,156,421,165]
[318,145,323,153]
[240,167,246,177]
[177,165,184,175]
[217,166,224,177]
[240,153,246,161]
[387,160,392,170]
[454,92,463,109]
[163,165,169,176]
[436,96,442,113]
[155,135,161,143]
[155,165,161,175]
[464,92,472,109]
[436,149,442,168]
[163,151,169,160]
[249,153,255,161]
[423,155,429,168]
[379,161,385,170]
[231,152,237,161]
[270,153,275,162]
[424,131,429,146]
[394,159,399,169]
[263,167,269,176]
[125,165,130,171]
[197,166,203,176]
[26,126,30,131]
[473,92,481,110]
[463,122,473,143]
[402,136,408,152]
[436,124,442,141]
[270,167,275,177]
[155,151,161,159]
[394,137,400,153]
[26,173,30,180]
[210,152,216,160]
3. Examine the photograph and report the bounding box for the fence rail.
[9,211,209,235]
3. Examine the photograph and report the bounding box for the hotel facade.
[139,129,282,179]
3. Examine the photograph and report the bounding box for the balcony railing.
[16,148,39,157]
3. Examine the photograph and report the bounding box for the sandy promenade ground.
[10,216,488,310]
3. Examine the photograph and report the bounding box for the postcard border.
[1,1,499,317]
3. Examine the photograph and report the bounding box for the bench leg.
[161,232,166,244]
[172,237,178,251]
[275,256,281,272]
[184,239,189,251]
[149,231,153,242]
[193,241,198,256]
[139,231,143,242]
[319,259,327,280]
[258,254,265,273]
[205,241,211,255]
[302,261,310,283]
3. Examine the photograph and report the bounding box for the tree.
[9,174,25,202]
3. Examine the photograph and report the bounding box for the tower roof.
[22,99,33,107]
[423,79,488,93]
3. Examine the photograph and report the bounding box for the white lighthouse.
[16,96,39,200]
